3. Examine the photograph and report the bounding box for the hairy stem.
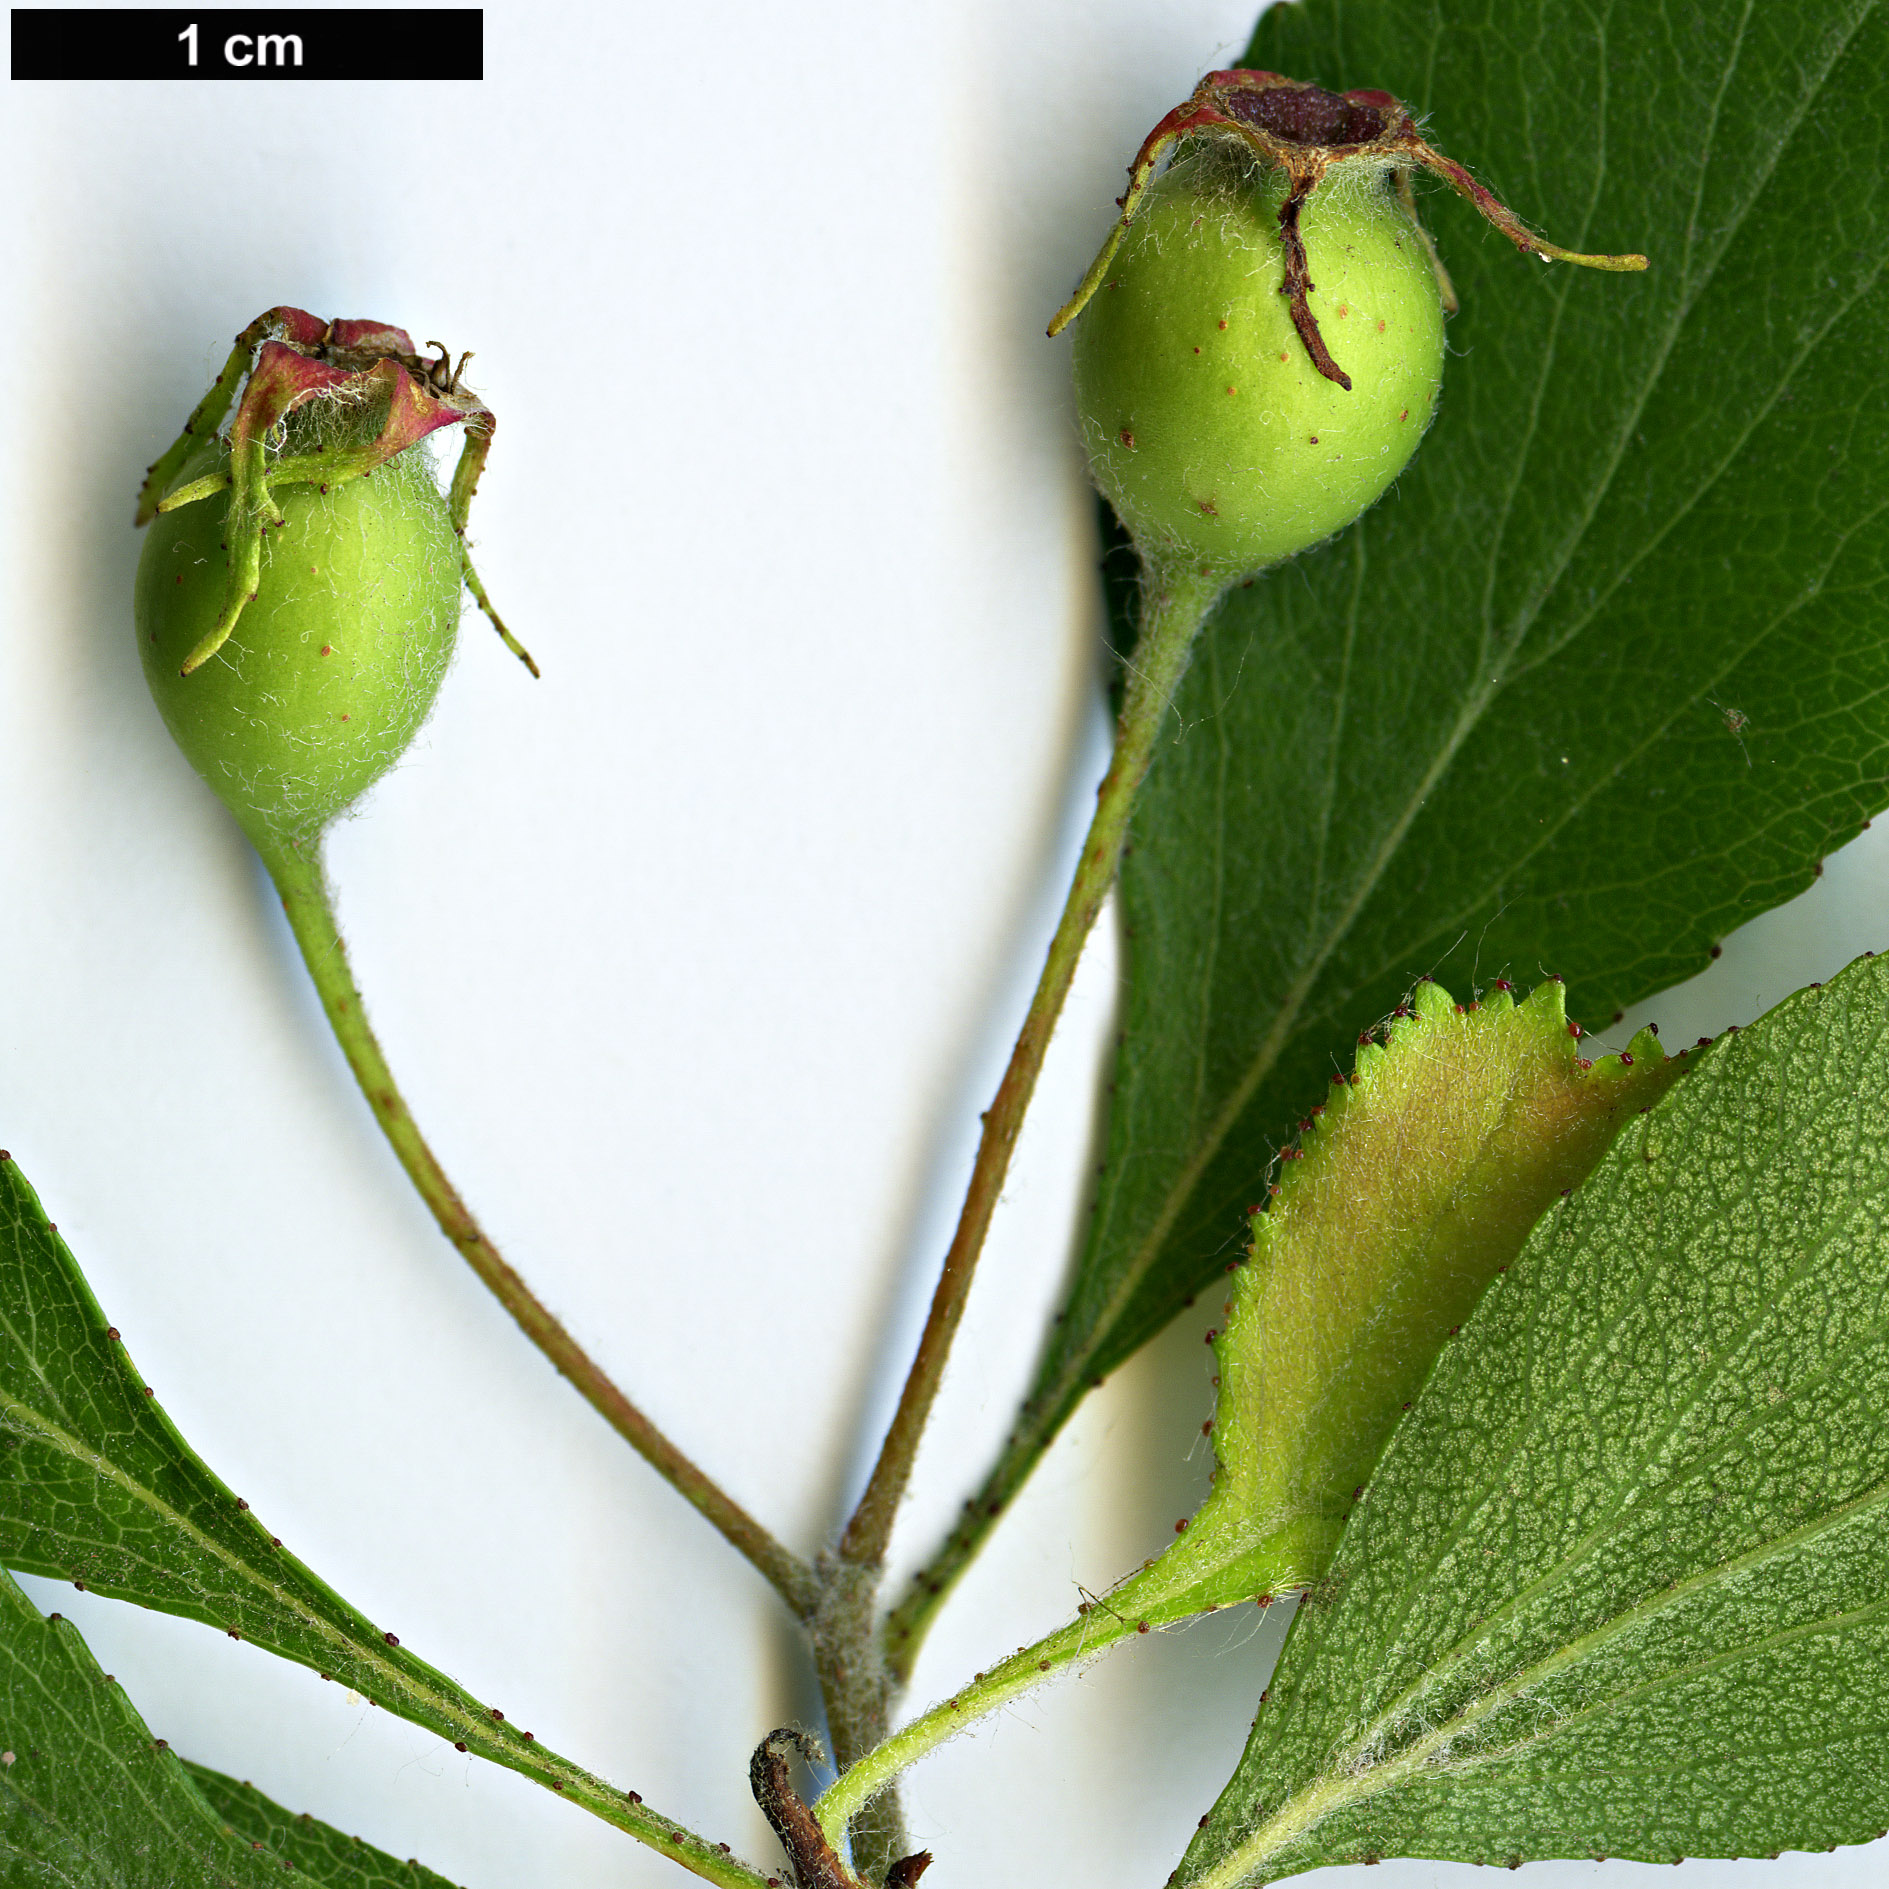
[819,1531,1300,1840]
[806,566,1220,1868]
[882,1384,1078,1681]
[812,1557,912,1878]
[837,565,1221,1575]
[260,835,820,1625]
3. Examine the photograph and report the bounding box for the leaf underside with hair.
[946,0,1889,1589]
[0,1559,456,1887]
[1178,951,1889,1886]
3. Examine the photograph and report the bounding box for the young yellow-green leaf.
[1184,977,1675,1610]
[184,1765,466,1888]
[898,0,1889,1650]
[819,980,1674,1836]
[0,1565,292,1886]
[1180,952,1889,1887]
[0,1150,770,1889]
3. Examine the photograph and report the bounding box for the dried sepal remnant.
[135,305,534,677]
[753,1729,924,1889]
[1050,68,1648,386]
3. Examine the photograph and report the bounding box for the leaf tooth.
[1518,976,1568,1028]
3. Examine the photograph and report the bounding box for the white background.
[2,3,1886,1886]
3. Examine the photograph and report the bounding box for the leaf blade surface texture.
[1180,950,1889,1885]
[0,1562,354,1886]
[940,0,1889,1604]
[185,1764,467,1888]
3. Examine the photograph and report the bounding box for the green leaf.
[0,1563,292,1885]
[184,1765,465,1888]
[924,0,1889,1610]
[1179,950,1889,1885]
[0,1149,768,1889]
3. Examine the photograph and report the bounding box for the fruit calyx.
[135,306,534,678]
[1049,68,1649,389]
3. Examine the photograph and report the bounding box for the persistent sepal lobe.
[135,306,530,676]
[1051,68,1647,386]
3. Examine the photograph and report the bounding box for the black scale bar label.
[11,9,482,79]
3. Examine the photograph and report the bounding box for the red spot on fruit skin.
[1119,429,1136,449]
[320,645,332,655]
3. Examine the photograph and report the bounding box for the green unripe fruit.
[132,307,531,860]
[136,423,461,855]
[1053,70,1646,588]
[1073,147,1444,578]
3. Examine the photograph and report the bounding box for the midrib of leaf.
[1300,528,1370,943]
[1515,246,1888,686]
[1188,633,1239,1129]
[1070,670,1503,1380]
[1063,0,1877,1385]
[1195,1471,1889,1889]
[1469,0,1617,668]
[0,1382,442,1717]
[1364,462,1889,1010]
[0,1179,771,1888]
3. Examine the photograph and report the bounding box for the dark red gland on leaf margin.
[1049,68,1648,389]
[134,305,535,678]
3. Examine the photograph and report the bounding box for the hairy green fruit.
[132,307,533,856]
[1054,70,1646,584]
[1073,148,1444,577]
[136,429,461,855]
